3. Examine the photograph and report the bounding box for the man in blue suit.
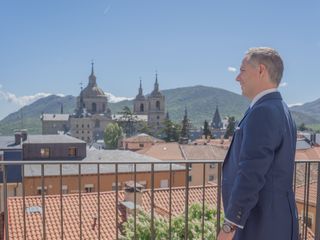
[218,47,298,240]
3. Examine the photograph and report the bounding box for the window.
[301,212,313,228]
[209,164,215,169]
[188,163,192,170]
[82,124,84,128]
[40,148,50,158]
[209,175,214,181]
[68,147,77,157]
[95,119,100,128]
[87,124,90,128]
[92,103,97,113]
[0,151,3,172]
[140,103,144,112]
[157,116,160,120]
[160,179,169,188]
[76,124,79,128]
[62,185,68,194]
[37,186,47,195]
[139,143,144,148]
[188,175,192,182]
[156,101,160,110]
[84,184,94,193]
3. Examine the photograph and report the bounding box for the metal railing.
[0,160,319,240]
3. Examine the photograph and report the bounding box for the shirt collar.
[250,88,278,108]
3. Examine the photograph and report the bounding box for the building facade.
[69,63,113,142]
[133,73,166,134]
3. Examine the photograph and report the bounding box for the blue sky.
[0,1,320,120]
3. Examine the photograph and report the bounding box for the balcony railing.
[0,160,319,240]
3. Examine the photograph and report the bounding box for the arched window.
[95,119,100,128]
[102,103,106,112]
[92,103,97,113]
[156,101,160,110]
[140,103,144,112]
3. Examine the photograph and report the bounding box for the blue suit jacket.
[222,92,299,240]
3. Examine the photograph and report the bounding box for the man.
[218,47,298,240]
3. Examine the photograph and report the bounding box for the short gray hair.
[246,47,284,86]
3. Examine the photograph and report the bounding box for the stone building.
[41,113,70,134]
[133,73,166,134]
[69,63,112,142]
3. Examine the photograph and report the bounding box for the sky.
[0,0,320,120]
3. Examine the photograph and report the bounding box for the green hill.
[0,86,319,135]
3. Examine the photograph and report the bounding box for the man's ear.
[259,64,266,74]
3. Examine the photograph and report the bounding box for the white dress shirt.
[250,88,278,109]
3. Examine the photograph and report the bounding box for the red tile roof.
[137,142,184,160]
[295,181,318,206]
[8,185,218,239]
[122,133,164,144]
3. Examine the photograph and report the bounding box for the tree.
[180,115,190,139]
[224,116,236,139]
[298,123,307,131]
[203,120,212,139]
[104,123,123,149]
[121,203,223,240]
[118,106,138,137]
[162,119,181,142]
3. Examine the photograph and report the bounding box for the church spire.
[91,61,94,75]
[88,61,97,86]
[138,77,143,96]
[154,71,159,92]
[212,105,223,129]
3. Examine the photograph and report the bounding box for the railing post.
[315,162,320,240]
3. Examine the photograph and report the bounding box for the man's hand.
[217,230,235,240]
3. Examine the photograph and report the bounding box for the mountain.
[290,98,320,122]
[0,86,319,135]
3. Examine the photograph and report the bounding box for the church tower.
[211,105,223,129]
[75,62,110,116]
[133,79,149,115]
[147,72,165,132]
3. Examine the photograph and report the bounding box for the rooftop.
[122,133,164,144]
[8,184,218,239]
[295,181,318,206]
[41,114,70,121]
[24,149,185,177]
[0,136,21,150]
[24,134,86,144]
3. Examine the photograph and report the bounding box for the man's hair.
[246,47,284,86]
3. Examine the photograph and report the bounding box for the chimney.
[14,131,21,145]
[121,181,144,218]
[124,181,143,204]
[21,129,28,141]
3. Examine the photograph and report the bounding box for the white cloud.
[0,87,65,107]
[279,82,288,87]
[227,67,237,73]
[288,103,303,107]
[105,92,133,103]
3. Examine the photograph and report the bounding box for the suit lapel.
[222,107,251,168]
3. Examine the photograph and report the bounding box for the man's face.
[236,57,260,100]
